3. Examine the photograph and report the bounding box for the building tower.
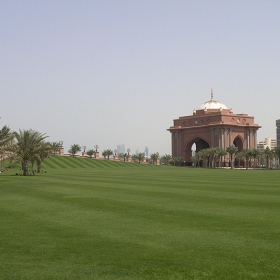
[145,146,149,158]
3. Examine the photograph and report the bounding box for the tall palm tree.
[263,147,273,169]
[226,145,238,169]
[217,148,227,168]
[208,147,219,168]
[235,152,244,168]
[251,149,259,169]
[14,129,48,176]
[241,149,251,169]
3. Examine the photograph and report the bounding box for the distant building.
[145,146,149,158]
[257,137,277,150]
[117,144,125,154]
[276,119,280,147]
[135,149,138,155]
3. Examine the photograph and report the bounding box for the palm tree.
[191,155,199,167]
[241,149,251,169]
[226,145,238,169]
[207,147,219,168]
[251,149,259,169]
[51,142,61,155]
[118,153,128,162]
[263,147,273,169]
[169,157,175,166]
[161,154,172,165]
[68,144,81,157]
[86,149,96,158]
[36,141,53,173]
[102,149,113,160]
[132,152,145,163]
[102,150,107,159]
[0,126,14,170]
[172,157,183,166]
[235,152,244,168]
[150,152,159,164]
[14,129,48,176]
[197,149,207,167]
[274,147,280,168]
[217,148,227,167]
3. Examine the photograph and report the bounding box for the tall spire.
[211,88,214,101]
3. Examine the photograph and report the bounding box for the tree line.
[191,145,280,169]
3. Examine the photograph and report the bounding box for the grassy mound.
[41,155,158,170]
[1,167,280,279]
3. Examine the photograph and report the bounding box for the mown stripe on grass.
[54,156,81,168]
[42,160,57,169]
[48,156,68,168]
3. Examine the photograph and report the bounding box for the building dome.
[198,89,228,110]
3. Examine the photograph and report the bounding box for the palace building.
[167,90,261,166]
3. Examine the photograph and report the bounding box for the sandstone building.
[168,90,261,165]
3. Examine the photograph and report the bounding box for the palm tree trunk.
[37,160,42,173]
[23,160,29,176]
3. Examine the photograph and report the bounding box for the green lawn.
[1,157,280,279]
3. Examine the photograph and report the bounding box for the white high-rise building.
[257,137,277,150]
[145,146,149,158]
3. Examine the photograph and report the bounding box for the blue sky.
[1,1,279,155]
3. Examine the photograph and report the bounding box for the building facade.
[257,137,277,150]
[168,90,261,165]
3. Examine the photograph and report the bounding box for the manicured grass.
[1,161,280,279]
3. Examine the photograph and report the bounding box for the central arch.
[233,136,243,152]
[185,137,210,165]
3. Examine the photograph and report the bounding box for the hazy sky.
[1,1,279,155]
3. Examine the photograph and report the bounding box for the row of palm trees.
[0,126,59,175]
[191,145,280,169]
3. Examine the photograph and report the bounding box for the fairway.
[1,158,280,279]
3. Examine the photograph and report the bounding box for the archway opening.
[233,136,243,152]
[185,138,210,166]
[233,136,244,167]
